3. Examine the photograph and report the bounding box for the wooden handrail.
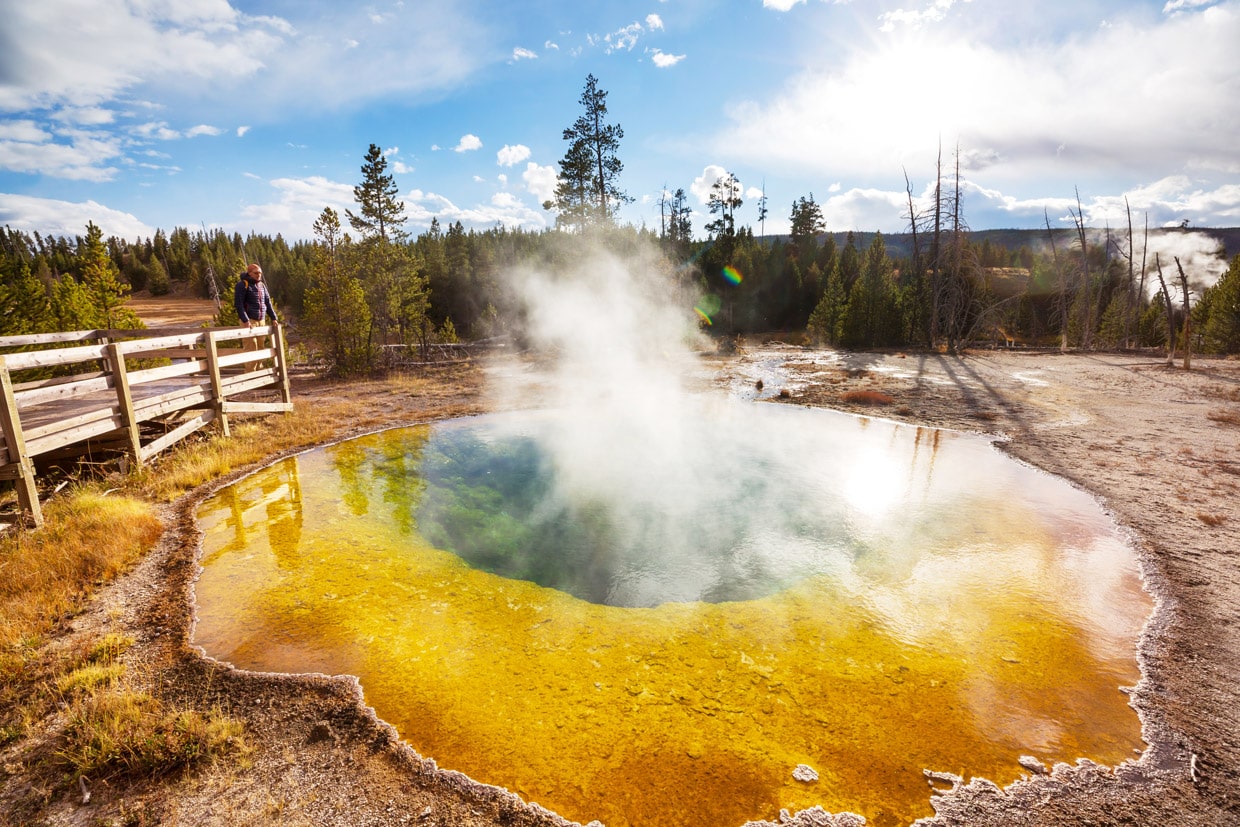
[0,324,293,528]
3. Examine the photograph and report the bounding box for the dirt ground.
[2,344,1238,827]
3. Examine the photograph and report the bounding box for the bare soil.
[2,345,1238,827]
[126,289,219,329]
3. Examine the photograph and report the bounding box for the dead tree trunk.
[1154,254,1176,365]
[1045,209,1068,352]
[1071,189,1092,349]
[1175,256,1192,370]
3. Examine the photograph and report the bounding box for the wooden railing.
[0,324,292,527]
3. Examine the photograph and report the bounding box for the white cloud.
[523,162,559,203]
[690,165,742,205]
[236,125,251,137]
[605,22,644,53]
[0,125,123,181]
[763,0,807,10]
[512,47,538,60]
[650,49,685,68]
[497,144,532,167]
[745,186,765,199]
[879,0,973,32]
[0,120,50,143]
[545,40,560,50]
[0,1,491,123]
[185,124,222,138]
[233,175,356,239]
[454,134,482,153]
[393,161,413,174]
[723,4,1240,194]
[0,193,154,239]
[646,14,664,30]
[51,107,115,126]
[1163,0,1218,12]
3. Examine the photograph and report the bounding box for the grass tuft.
[56,662,126,696]
[58,688,246,779]
[1206,408,1240,427]
[840,389,895,406]
[1197,512,1228,526]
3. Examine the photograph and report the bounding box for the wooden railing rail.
[0,325,293,527]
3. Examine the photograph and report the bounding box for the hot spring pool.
[193,401,1151,827]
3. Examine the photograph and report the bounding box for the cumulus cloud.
[512,47,538,60]
[0,193,154,239]
[453,134,482,153]
[185,124,223,138]
[646,14,665,30]
[690,165,742,205]
[232,174,357,239]
[723,3,1240,197]
[523,161,559,203]
[51,107,115,126]
[236,125,251,137]
[497,144,532,167]
[0,123,123,181]
[650,49,685,68]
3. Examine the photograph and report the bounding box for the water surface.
[193,402,1150,827]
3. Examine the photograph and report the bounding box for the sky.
[1,0,1238,244]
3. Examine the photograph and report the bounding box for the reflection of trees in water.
[207,457,303,569]
[265,459,303,568]
[328,441,372,517]
[371,428,430,536]
[326,427,432,533]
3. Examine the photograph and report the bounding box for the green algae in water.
[193,403,1151,827]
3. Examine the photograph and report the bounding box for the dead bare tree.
[903,167,930,346]
[929,143,943,347]
[1153,253,1176,365]
[1069,189,1094,349]
[1175,256,1193,370]
[1044,208,1069,352]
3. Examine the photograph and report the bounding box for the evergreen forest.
[2,74,1238,372]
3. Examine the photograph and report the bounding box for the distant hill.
[785,227,1240,261]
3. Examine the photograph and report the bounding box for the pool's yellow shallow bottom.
[195,437,1149,827]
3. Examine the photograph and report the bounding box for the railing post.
[106,343,143,469]
[204,332,230,437]
[271,322,292,405]
[0,355,43,527]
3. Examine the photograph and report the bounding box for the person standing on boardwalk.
[234,263,278,327]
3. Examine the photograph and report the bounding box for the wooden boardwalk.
[0,324,293,527]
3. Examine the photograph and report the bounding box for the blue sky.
[1,0,1238,243]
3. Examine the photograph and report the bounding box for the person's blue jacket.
[234,271,278,324]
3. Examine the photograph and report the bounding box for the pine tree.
[78,222,142,329]
[1200,255,1240,353]
[347,144,407,241]
[303,207,374,374]
[554,74,631,228]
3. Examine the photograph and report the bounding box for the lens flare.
[722,265,743,285]
[694,293,722,325]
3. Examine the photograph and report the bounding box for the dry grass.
[1197,512,1228,527]
[58,689,246,780]
[1206,408,1240,427]
[840,389,895,406]
[0,369,479,797]
[0,492,163,671]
